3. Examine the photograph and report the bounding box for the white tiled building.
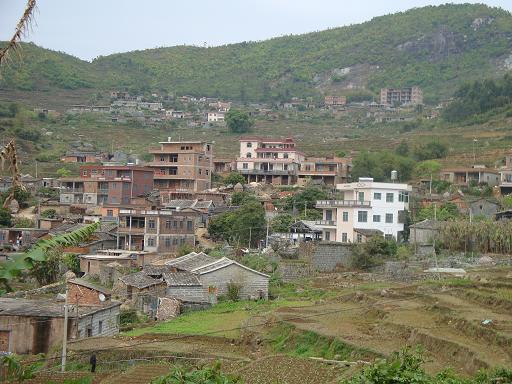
[316,177,411,242]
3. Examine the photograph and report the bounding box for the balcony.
[60,188,84,193]
[315,220,337,227]
[316,200,371,208]
[239,169,296,176]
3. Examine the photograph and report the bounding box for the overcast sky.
[1,0,511,61]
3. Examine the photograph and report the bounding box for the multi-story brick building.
[298,156,352,186]
[117,208,196,253]
[380,87,423,106]
[236,137,305,185]
[324,95,347,107]
[147,139,213,192]
[59,165,154,205]
[316,177,411,243]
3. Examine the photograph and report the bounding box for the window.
[342,233,348,242]
[385,234,394,241]
[165,220,171,229]
[160,155,165,162]
[98,321,103,334]
[148,219,156,229]
[358,192,365,202]
[243,163,248,169]
[325,210,333,221]
[284,164,288,170]
[356,233,363,243]
[199,169,202,175]
[165,237,172,248]
[398,191,409,203]
[373,215,381,223]
[324,231,330,241]
[187,221,193,231]
[385,214,393,223]
[357,211,368,223]
[173,221,177,228]
[342,211,349,222]
[82,170,88,176]
[173,238,178,245]
[180,221,183,228]
[111,183,117,189]
[284,153,288,159]
[91,169,98,176]
[374,192,382,200]
[386,193,394,203]
[107,210,113,217]
[247,153,252,158]
[247,142,252,148]
[147,237,155,247]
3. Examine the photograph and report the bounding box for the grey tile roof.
[165,252,216,272]
[143,264,173,277]
[119,271,163,289]
[163,271,202,286]
[192,257,270,278]
[166,200,197,209]
[0,297,120,317]
[353,228,384,236]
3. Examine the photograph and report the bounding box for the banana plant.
[0,222,100,292]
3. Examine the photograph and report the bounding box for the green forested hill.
[1,3,511,103]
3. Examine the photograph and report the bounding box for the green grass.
[268,323,378,360]
[125,299,312,338]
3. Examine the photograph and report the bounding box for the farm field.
[25,265,511,384]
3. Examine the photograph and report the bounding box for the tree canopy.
[225,110,254,133]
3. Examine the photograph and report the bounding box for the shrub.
[151,362,240,384]
[41,209,57,218]
[226,281,241,301]
[224,172,245,186]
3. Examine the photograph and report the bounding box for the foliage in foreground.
[0,222,100,291]
[342,348,512,384]
[0,353,37,382]
[151,362,240,384]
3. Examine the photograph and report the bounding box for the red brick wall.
[68,282,104,305]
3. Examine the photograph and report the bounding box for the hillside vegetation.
[1,4,511,103]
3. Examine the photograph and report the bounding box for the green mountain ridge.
[1,3,511,103]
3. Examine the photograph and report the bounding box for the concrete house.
[316,177,411,242]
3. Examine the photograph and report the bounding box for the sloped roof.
[409,219,446,230]
[69,278,111,295]
[119,271,163,289]
[165,252,216,272]
[163,271,202,286]
[290,220,322,232]
[192,257,270,278]
[143,264,173,277]
[353,228,383,237]
[166,200,197,209]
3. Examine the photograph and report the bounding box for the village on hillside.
[2,1,512,383]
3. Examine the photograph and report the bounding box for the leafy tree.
[414,141,448,160]
[41,209,57,218]
[284,186,328,212]
[56,167,71,177]
[395,140,409,157]
[230,191,257,206]
[335,150,346,158]
[351,235,397,270]
[0,207,12,227]
[413,160,442,179]
[225,110,254,133]
[224,172,246,186]
[271,213,295,232]
[208,200,265,247]
[351,151,415,181]
[418,202,459,221]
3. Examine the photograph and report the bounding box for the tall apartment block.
[236,137,305,185]
[59,165,154,205]
[380,87,423,106]
[148,139,213,192]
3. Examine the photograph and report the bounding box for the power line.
[23,292,455,366]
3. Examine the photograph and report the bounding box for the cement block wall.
[278,261,314,282]
[311,242,353,272]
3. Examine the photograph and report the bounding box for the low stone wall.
[310,242,353,272]
[278,261,315,282]
[5,281,65,298]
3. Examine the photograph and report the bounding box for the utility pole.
[248,227,252,249]
[432,203,440,280]
[304,201,307,218]
[266,219,270,249]
[61,283,69,372]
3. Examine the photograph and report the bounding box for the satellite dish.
[98,293,106,302]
